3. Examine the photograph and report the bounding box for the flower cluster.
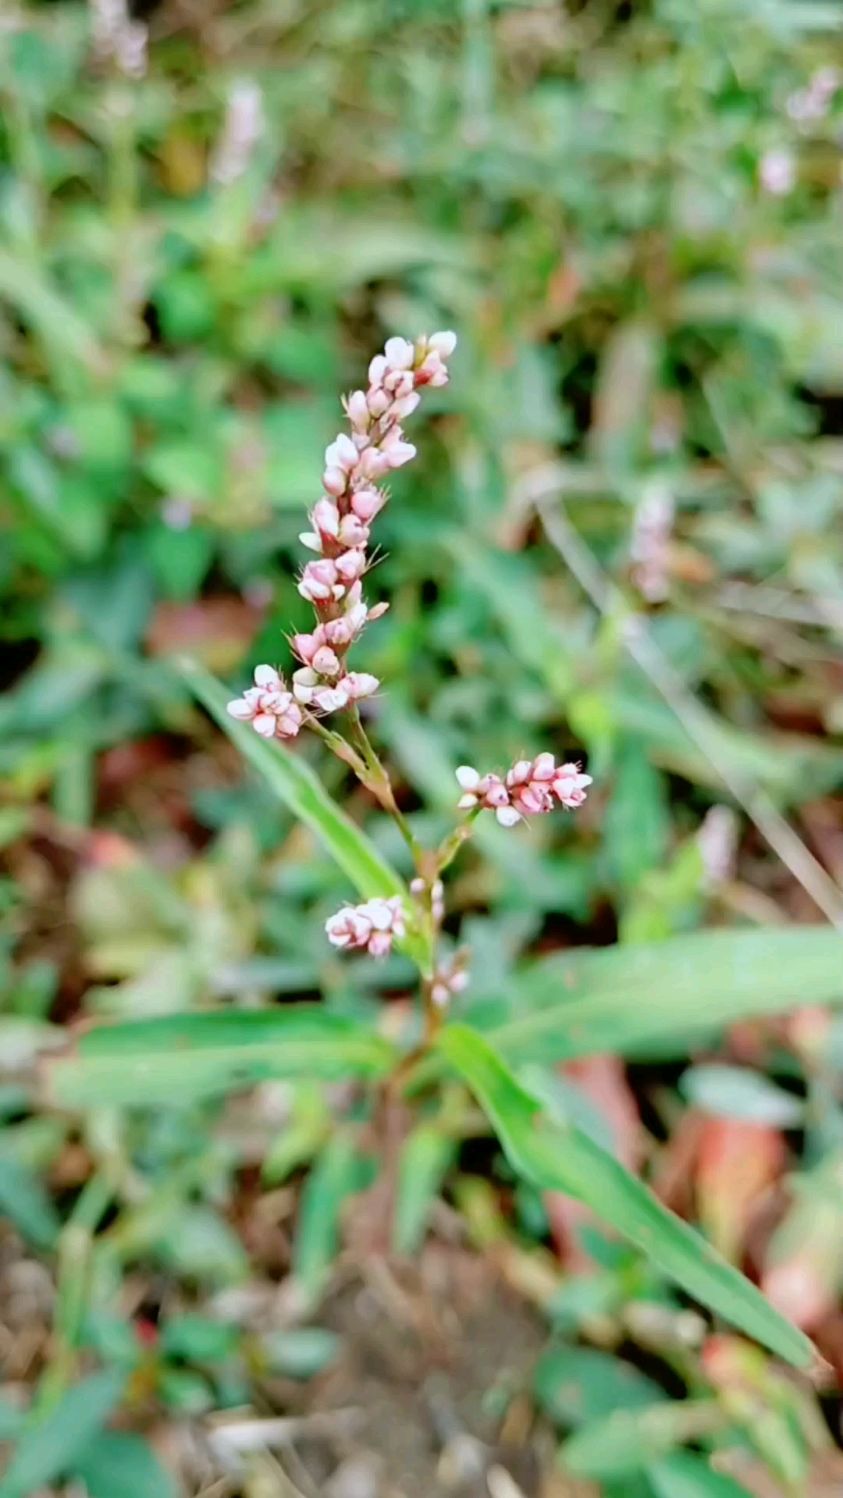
[325,896,406,958]
[456,754,592,827]
[227,331,456,737]
[226,665,303,740]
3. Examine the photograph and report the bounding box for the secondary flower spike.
[456,755,592,826]
[227,331,456,738]
[325,896,406,958]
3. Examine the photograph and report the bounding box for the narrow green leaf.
[0,1369,125,1498]
[491,928,843,1063]
[648,1453,754,1498]
[438,1026,814,1369]
[44,1008,396,1109]
[181,660,430,970]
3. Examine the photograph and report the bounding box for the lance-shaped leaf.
[44,1008,396,1109]
[489,927,843,1063]
[438,1025,814,1369]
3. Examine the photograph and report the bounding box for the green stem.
[344,707,424,867]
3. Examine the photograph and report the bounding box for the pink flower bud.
[345,390,370,430]
[350,488,384,523]
[384,336,415,371]
[341,671,379,700]
[313,683,350,714]
[324,433,358,472]
[292,667,318,703]
[298,559,337,602]
[323,467,347,497]
[298,531,321,552]
[367,388,390,417]
[381,434,416,470]
[311,497,340,537]
[292,632,318,664]
[368,354,387,386]
[356,447,389,480]
[335,549,366,583]
[367,600,389,622]
[428,330,457,357]
[496,805,522,828]
[338,513,370,547]
[323,617,353,647]
[312,645,341,676]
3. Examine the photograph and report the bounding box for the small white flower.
[428,330,457,358]
[384,336,415,371]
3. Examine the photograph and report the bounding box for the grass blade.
[438,1025,815,1369]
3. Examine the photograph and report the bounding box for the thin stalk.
[344,707,424,867]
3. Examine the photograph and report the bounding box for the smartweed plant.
[213,338,813,1371]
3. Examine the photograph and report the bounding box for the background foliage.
[2,1,843,1495]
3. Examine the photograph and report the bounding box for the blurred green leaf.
[491,928,843,1063]
[680,1064,805,1127]
[647,1453,754,1498]
[535,1346,667,1429]
[560,1400,725,1480]
[0,1369,125,1498]
[0,1155,60,1249]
